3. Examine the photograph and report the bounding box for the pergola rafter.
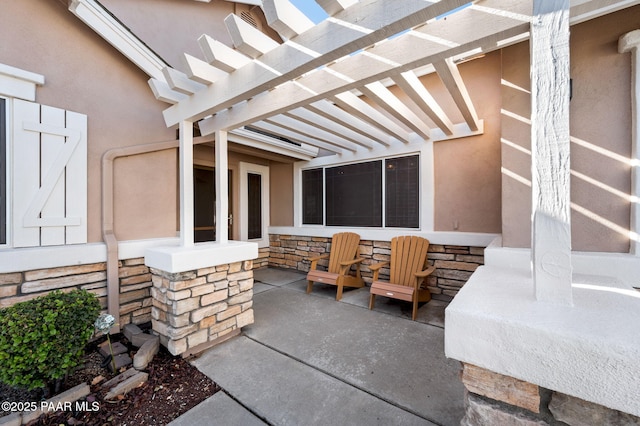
[148,0,629,155]
[157,0,474,125]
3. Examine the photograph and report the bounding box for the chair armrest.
[308,253,329,270]
[369,261,389,282]
[369,261,389,272]
[339,257,365,267]
[338,257,365,276]
[414,265,436,278]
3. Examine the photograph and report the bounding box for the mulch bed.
[0,332,220,425]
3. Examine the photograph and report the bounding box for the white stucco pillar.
[619,30,640,255]
[215,130,229,243]
[179,120,194,247]
[530,0,573,304]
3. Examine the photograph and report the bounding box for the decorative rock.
[104,372,148,400]
[131,332,159,348]
[0,412,21,426]
[549,392,640,426]
[108,353,133,373]
[462,394,548,426]
[123,323,143,341]
[462,363,540,413]
[133,336,160,370]
[101,368,138,390]
[98,341,128,358]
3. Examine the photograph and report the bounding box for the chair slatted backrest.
[389,236,430,287]
[327,232,360,274]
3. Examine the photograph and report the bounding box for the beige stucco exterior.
[2,1,637,252]
[2,0,284,245]
[433,51,502,233]
[501,6,636,251]
[2,0,178,243]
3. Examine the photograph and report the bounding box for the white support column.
[530,0,573,304]
[179,120,194,247]
[215,130,229,244]
[619,30,640,255]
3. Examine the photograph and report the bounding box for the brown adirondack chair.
[306,232,365,301]
[368,236,436,320]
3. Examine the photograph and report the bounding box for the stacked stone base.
[461,363,640,425]
[150,260,254,356]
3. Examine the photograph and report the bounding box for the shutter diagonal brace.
[22,122,82,227]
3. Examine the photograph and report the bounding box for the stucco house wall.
[501,6,636,252]
[2,0,179,243]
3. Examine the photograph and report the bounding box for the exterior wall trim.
[0,63,44,102]
[0,237,179,274]
[68,0,167,81]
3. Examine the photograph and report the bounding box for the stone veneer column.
[150,260,254,356]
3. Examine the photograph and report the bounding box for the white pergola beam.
[433,58,480,131]
[224,13,280,58]
[333,92,412,143]
[286,107,375,149]
[198,34,251,72]
[148,78,188,104]
[182,54,228,85]
[250,121,345,154]
[198,3,531,132]
[393,71,455,136]
[316,0,358,15]
[263,0,315,39]
[267,114,362,152]
[307,100,392,147]
[163,67,206,95]
[163,0,473,126]
[360,81,432,140]
[531,0,573,304]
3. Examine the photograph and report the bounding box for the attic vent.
[240,11,258,28]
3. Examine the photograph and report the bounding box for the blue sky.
[289,0,328,24]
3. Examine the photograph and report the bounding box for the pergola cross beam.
[161,0,473,126]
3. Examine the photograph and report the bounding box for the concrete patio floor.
[170,268,465,426]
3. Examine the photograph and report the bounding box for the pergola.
[140,0,640,416]
[146,0,633,281]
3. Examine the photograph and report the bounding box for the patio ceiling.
[149,0,638,157]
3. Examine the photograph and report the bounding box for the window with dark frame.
[385,155,419,228]
[326,160,382,227]
[247,173,262,240]
[302,155,419,229]
[0,99,5,245]
[302,168,323,225]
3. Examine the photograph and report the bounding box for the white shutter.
[12,99,87,247]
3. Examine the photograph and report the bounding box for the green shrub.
[0,289,100,390]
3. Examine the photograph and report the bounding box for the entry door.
[193,167,232,243]
[239,162,269,248]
